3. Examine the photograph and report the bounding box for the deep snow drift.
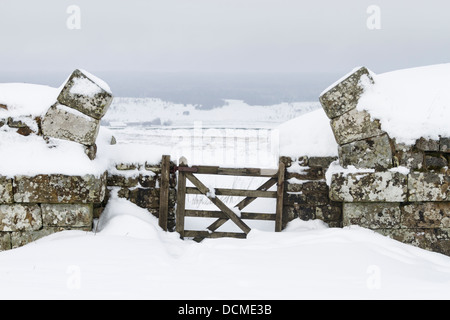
[0,195,450,300]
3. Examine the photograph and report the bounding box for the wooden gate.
[175,158,285,241]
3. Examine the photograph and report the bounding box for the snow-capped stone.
[57,69,113,120]
[319,67,374,119]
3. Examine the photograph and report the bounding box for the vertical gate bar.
[175,158,188,239]
[275,159,286,232]
[158,155,171,231]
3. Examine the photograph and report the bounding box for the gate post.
[158,155,171,231]
[175,157,188,238]
[275,158,286,232]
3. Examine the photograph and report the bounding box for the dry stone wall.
[0,69,114,251]
[319,67,450,256]
[281,156,342,229]
[0,173,105,251]
[102,161,178,232]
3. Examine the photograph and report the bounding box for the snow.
[1,194,450,300]
[325,161,375,186]
[0,83,59,117]
[69,77,102,97]
[104,98,320,128]
[79,69,112,94]
[278,108,338,157]
[358,63,450,145]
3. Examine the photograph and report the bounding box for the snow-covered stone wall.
[319,67,450,256]
[103,161,177,231]
[281,156,342,229]
[0,69,115,251]
[0,173,106,250]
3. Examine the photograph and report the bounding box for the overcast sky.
[0,0,449,100]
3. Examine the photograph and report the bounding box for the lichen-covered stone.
[139,174,158,188]
[330,171,408,202]
[308,156,338,168]
[284,192,307,206]
[106,174,139,188]
[14,173,107,204]
[315,203,342,223]
[286,167,325,181]
[425,154,448,171]
[11,228,58,249]
[57,69,113,120]
[379,228,450,256]
[42,103,100,146]
[393,143,424,170]
[0,204,42,232]
[401,202,450,229]
[11,227,91,249]
[330,108,384,145]
[415,137,440,152]
[441,137,450,152]
[408,172,449,202]
[338,134,393,170]
[41,204,93,227]
[0,232,11,251]
[0,176,13,204]
[128,188,176,209]
[319,67,374,119]
[115,163,139,171]
[343,202,401,229]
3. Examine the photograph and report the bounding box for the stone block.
[106,174,139,188]
[401,202,450,229]
[0,204,42,232]
[415,137,440,152]
[284,193,307,206]
[14,173,107,204]
[41,103,100,146]
[330,171,408,202]
[408,172,449,202]
[10,227,91,249]
[315,203,342,223]
[0,176,13,204]
[286,167,325,181]
[319,67,374,119]
[441,137,450,152]
[128,188,176,210]
[138,174,158,188]
[343,202,401,229]
[424,154,448,171]
[11,228,58,249]
[393,143,424,170]
[308,156,338,168]
[380,228,450,256]
[330,108,384,145]
[0,233,11,251]
[41,204,93,227]
[338,134,393,170]
[57,69,113,120]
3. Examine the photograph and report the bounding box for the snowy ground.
[1,195,450,300]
